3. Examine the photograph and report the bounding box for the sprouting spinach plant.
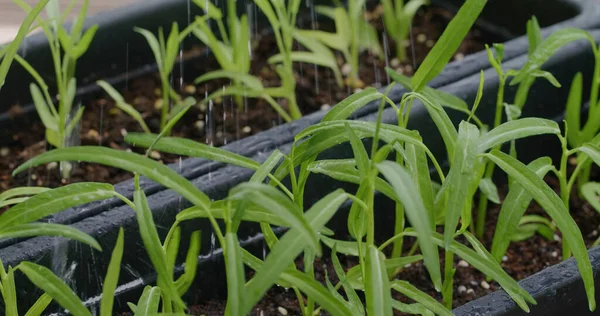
[381,0,429,62]
[474,17,568,239]
[135,22,200,132]
[563,31,600,191]
[301,0,383,87]
[13,0,98,178]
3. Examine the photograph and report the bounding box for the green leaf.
[377,161,442,291]
[71,24,98,59]
[30,83,58,131]
[18,262,90,316]
[566,72,584,147]
[485,150,595,311]
[175,230,201,294]
[242,249,353,316]
[578,143,600,167]
[0,223,100,250]
[0,183,115,231]
[365,246,393,316]
[133,189,184,309]
[320,235,365,257]
[491,157,553,262]
[194,70,264,91]
[241,190,349,314]
[346,256,423,290]
[13,147,211,210]
[330,246,364,315]
[100,228,124,316]
[177,203,286,227]
[163,23,180,75]
[24,293,53,316]
[411,0,487,91]
[97,81,151,133]
[0,0,49,88]
[441,121,479,248]
[0,186,49,202]
[229,182,320,254]
[477,118,560,152]
[135,27,163,71]
[125,133,259,170]
[526,16,542,56]
[345,123,369,178]
[530,70,561,88]
[322,88,384,122]
[582,182,600,213]
[134,286,161,315]
[224,232,245,315]
[392,300,435,316]
[511,28,595,85]
[405,143,436,228]
[479,178,500,204]
[192,0,223,19]
[391,280,452,316]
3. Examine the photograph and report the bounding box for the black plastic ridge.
[2,21,599,312]
[2,0,597,248]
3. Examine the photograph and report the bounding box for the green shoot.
[381,0,429,61]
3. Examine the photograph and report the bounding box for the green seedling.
[303,1,383,87]
[14,0,98,178]
[135,21,199,132]
[381,0,429,61]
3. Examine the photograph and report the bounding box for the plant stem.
[475,76,506,238]
[559,135,571,260]
[442,250,455,309]
[160,74,170,131]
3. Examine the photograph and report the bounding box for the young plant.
[381,0,429,61]
[135,22,199,131]
[13,0,98,178]
[301,1,384,87]
[475,17,566,239]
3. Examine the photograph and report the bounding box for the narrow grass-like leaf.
[320,235,365,257]
[566,73,583,146]
[133,189,184,309]
[479,178,500,204]
[511,28,595,85]
[241,190,348,314]
[177,203,285,227]
[491,157,553,262]
[100,228,124,316]
[485,150,595,310]
[322,88,383,121]
[392,300,435,316]
[346,123,369,178]
[30,83,58,131]
[405,143,436,228]
[411,0,487,91]
[0,187,49,202]
[391,281,452,316]
[224,232,245,315]
[135,28,163,71]
[377,161,442,290]
[134,286,161,316]
[13,147,211,209]
[125,134,259,170]
[477,118,560,152]
[241,249,353,316]
[229,182,320,254]
[0,223,100,250]
[346,256,423,290]
[365,246,393,316]
[0,0,49,88]
[578,143,600,167]
[97,81,150,133]
[18,262,90,316]
[24,293,53,316]
[175,230,201,295]
[582,183,600,212]
[442,121,479,248]
[331,246,364,315]
[0,183,114,231]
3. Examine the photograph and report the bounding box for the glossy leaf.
[97,80,150,133]
[391,281,452,316]
[511,28,595,85]
[18,262,90,316]
[0,183,114,231]
[485,150,595,310]
[241,190,349,314]
[477,118,560,152]
[0,223,100,250]
[365,246,393,316]
[0,187,49,202]
[322,88,384,122]
[377,161,442,290]
[582,182,600,213]
[491,157,553,262]
[411,0,487,91]
[24,293,53,316]
[134,286,161,316]
[224,232,245,315]
[566,72,584,146]
[479,178,500,204]
[100,228,124,316]
[13,147,211,210]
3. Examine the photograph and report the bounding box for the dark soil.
[0,5,495,193]
[187,167,600,316]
